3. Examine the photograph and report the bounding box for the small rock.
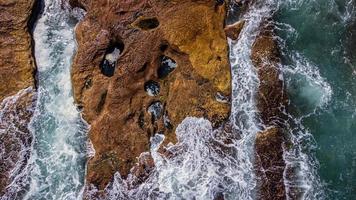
[224,20,245,40]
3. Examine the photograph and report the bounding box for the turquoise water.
[275,0,356,199]
[8,1,87,199]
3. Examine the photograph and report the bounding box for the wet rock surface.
[251,23,288,200]
[224,20,245,40]
[251,24,288,125]
[71,0,231,190]
[254,127,286,200]
[0,88,36,196]
[0,0,37,195]
[0,0,37,102]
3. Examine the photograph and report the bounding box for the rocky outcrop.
[251,23,288,200]
[0,0,37,102]
[0,88,36,196]
[251,24,288,125]
[71,0,231,190]
[0,0,37,195]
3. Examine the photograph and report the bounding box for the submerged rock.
[0,88,36,196]
[71,0,231,191]
[255,127,286,200]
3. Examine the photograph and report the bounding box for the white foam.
[0,87,36,200]
[283,52,333,112]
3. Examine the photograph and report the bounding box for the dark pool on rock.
[157,56,177,79]
[148,101,163,122]
[100,41,124,77]
[144,80,160,96]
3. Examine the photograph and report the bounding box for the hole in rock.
[159,43,168,52]
[157,56,177,79]
[100,40,124,77]
[136,62,148,73]
[216,0,225,6]
[138,111,145,129]
[76,104,84,112]
[136,17,160,30]
[84,78,92,89]
[147,101,163,123]
[163,111,173,130]
[96,91,107,113]
[144,80,160,96]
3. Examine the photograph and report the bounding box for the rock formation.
[0,0,37,102]
[0,0,37,195]
[71,0,231,190]
[0,88,36,196]
[251,23,288,200]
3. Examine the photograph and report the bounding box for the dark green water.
[275,0,356,199]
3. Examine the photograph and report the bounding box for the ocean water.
[275,0,356,199]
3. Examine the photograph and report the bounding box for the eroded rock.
[0,0,37,195]
[71,0,231,190]
[251,22,288,200]
[0,0,37,102]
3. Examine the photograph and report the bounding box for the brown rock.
[251,23,288,125]
[251,22,288,200]
[0,0,37,102]
[0,88,36,196]
[254,127,286,200]
[224,20,245,40]
[128,153,155,188]
[0,0,37,195]
[71,0,231,190]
